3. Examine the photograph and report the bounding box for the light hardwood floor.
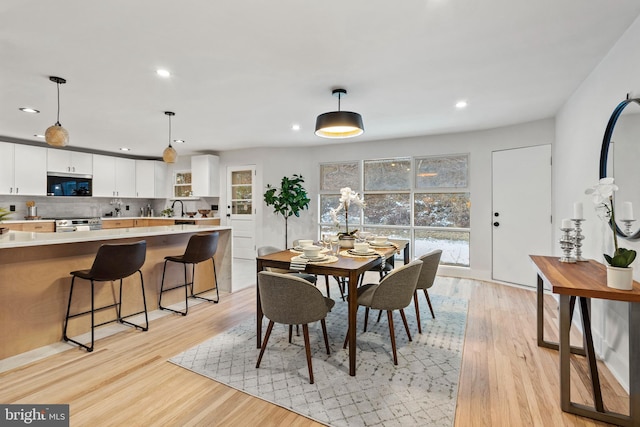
[0,275,628,426]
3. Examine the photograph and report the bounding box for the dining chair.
[63,240,148,352]
[159,232,220,316]
[343,259,423,365]
[414,250,442,333]
[256,271,335,384]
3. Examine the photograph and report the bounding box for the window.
[414,154,470,266]
[320,154,470,267]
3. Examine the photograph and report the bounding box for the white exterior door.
[492,145,552,287]
[227,165,256,259]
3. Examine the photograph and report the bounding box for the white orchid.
[585,177,636,268]
[329,187,365,234]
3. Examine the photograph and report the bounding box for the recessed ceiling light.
[20,107,40,113]
[120,147,131,152]
[173,139,185,144]
[291,124,301,131]
[34,134,45,138]
[156,69,171,78]
[456,100,468,109]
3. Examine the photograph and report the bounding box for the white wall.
[219,118,554,280]
[555,14,640,390]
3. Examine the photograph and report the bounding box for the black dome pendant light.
[45,76,69,147]
[315,88,364,139]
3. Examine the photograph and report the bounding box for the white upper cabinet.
[135,160,167,198]
[47,149,93,175]
[191,154,220,197]
[93,155,136,197]
[0,142,46,196]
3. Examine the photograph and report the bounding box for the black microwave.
[47,172,93,196]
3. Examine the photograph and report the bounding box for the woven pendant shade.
[162,111,177,163]
[163,145,177,163]
[46,76,69,147]
[45,123,69,147]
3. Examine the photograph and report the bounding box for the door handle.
[493,222,500,227]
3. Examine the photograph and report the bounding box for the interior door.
[492,145,552,287]
[227,166,256,259]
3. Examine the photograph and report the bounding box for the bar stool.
[63,240,148,352]
[159,232,220,316]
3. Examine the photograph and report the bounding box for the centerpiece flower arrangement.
[585,177,637,268]
[329,187,365,238]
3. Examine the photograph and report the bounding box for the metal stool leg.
[191,258,220,303]
[158,260,189,316]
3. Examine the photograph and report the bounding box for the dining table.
[256,240,409,376]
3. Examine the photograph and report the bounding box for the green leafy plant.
[0,207,12,222]
[585,177,637,268]
[264,174,310,248]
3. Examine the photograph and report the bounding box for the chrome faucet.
[171,200,184,217]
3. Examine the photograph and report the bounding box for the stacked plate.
[348,248,376,256]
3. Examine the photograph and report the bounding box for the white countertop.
[0,225,231,249]
[1,216,220,224]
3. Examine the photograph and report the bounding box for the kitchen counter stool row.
[63,232,220,352]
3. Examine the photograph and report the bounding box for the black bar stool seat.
[159,232,220,315]
[63,240,148,352]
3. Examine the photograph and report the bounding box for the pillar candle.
[561,218,573,229]
[622,201,634,220]
[573,202,583,219]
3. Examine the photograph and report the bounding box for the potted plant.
[329,187,365,248]
[585,177,637,289]
[0,207,12,222]
[264,174,310,248]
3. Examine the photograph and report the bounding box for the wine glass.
[322,233,331,250]
[330,235,340,255]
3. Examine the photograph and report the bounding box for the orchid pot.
[585,177,637,289]
[606,265,634,290]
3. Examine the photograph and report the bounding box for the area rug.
[170,294,468,427]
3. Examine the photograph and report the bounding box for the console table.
[530,255,640,426]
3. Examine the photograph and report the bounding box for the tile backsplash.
[0,196,219,219]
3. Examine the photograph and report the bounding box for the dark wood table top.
[530,255,640,302]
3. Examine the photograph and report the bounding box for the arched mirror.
[599,97,640,239]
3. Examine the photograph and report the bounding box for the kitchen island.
[0,225,232,359]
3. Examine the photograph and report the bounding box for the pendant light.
[315,88,364,139]
[45,76,69,147]
[162,111,177,163]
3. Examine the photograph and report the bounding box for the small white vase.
[606,265,634,290]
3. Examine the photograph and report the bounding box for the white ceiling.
[2,0,640,159]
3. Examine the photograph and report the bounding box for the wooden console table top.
[530,255,640,302]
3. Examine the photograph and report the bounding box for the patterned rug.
[170,294,468,427]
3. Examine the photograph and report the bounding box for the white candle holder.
[621,219,636,236]
[559,227,576,263]
[571,218,587,262]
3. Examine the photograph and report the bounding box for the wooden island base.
[0,227,231,359]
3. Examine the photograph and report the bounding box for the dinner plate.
[301,254,328,261]
[348,249,376,255]
[369,242,393,247]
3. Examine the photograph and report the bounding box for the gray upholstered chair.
[414,250,442,333]
[343,259,423,365]
[256,271,335,384]
[257,246,317,284]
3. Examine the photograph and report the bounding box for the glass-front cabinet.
[174,171,193,198]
